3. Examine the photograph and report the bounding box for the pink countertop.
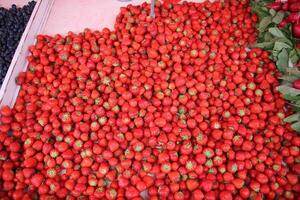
[43,0,148,35]
[0,0,32,8]
[2,0,204,35]
[42,0,204,35]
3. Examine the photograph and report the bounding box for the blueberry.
[0,1,35,87]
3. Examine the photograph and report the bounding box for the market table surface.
[43,0,204,35]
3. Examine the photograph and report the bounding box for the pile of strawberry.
[0,0,299,199]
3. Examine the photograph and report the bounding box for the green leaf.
[284,94,300,101]
[272,11,284,24]
[258,16,272,32]
[296,48,300,56]
[251,3,272,19]
[269,9,276,17]
[279,75,299,82]
[281,23,293,38]
[284,113,300,123]
[276,49,289,72]
[277,85,300,96]
[290,49,300,65]
[263,32,273,42]
[292,106,300,112]
[291,121,300,132]
[285,68,300,79]
[252,41,274,49]
[272,37,293,46]
[295,100,300,106]
[273,49,281,58]
[269,27,285,38]
[273,41,291,51]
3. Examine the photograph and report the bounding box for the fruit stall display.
[0,0,299,199]
[251,0,300,131]
[0,1,36,87]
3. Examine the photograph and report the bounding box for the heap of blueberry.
[0,1,36,86]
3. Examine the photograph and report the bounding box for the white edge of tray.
[0,0,54,107]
